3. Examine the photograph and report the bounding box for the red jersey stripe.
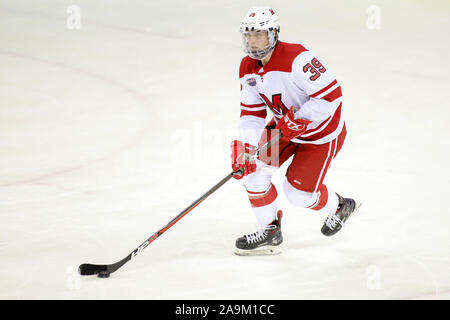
[303,114,331,135]
[322,86,342,103]
[240,109,267,119]
[299,103,342,141]
[240,102,266,108]
[310,80,337,98]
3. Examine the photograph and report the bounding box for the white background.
[0,0,449,299]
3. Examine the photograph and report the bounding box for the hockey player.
[231,6,359,255]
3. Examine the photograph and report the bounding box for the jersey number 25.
[303,58,326,81]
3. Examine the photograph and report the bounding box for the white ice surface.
[0,0,449,300]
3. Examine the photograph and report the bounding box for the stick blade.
[78,263,107,276]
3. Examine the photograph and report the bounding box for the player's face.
[244,30,270,51]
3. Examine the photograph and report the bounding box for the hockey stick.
[78,132,282,277]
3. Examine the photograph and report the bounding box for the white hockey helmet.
[240,6,280,60]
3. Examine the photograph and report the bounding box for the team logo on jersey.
[259,93,289,117]
[246,78,257,86]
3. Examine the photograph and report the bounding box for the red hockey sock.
[247,183,278,208]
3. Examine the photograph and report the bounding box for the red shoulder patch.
[265,42,309,73]
[239,42,309,77]
[239,56,260,78]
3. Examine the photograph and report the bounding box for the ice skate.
[235,210,283,256]
[321,194,361,236]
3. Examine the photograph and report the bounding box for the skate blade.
[347,202,362,221]
[234,246,281,256]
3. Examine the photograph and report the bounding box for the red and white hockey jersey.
[238,41,344,146]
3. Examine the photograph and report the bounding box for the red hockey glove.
[276,106,312,140]
[230,140,257,179]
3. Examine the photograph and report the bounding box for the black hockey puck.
[97,271,110,278]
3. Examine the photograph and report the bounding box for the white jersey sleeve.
[291,51,342,124]
[237,60,268,147]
